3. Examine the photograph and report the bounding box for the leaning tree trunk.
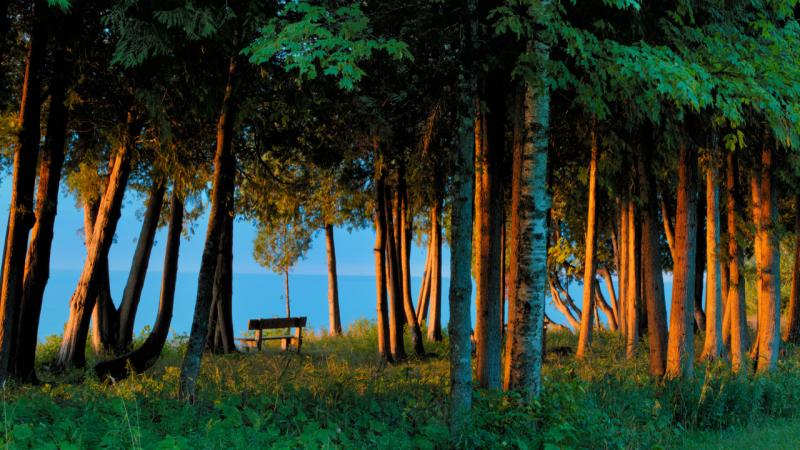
[12,47,69,381]
[666,144,699,380]
[384,186,407,361]
[415,241,432,323]
[702,164,724,361]
[95,191,184,380]
[502,73,549,400]
[373,174,392,362]
[325,224,342,336]
[91,258,117,354]
[117,180,166,351]
[784,195,800,344]
[178,56,237,402]
[0,0,47,383]
[56,113,137,370]
[427,201,444,342]
[753,145,781,374]
[576,122,599,359]
[637,149,668,377]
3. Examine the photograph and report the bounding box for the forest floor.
[2,321,800,449]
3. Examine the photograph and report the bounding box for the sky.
[0,174,449,279]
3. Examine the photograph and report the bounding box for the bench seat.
[237,317,307,353]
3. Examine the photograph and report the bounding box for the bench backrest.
[248,317,307,330]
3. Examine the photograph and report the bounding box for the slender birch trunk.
[502,74,549,400]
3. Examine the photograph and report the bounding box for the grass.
[1,320,800,448]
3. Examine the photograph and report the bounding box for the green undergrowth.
[2,322,800,448]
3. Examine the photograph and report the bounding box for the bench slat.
[248,317,307,330]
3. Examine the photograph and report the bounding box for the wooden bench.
[236,317,307,353]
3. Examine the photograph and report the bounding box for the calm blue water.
[37,270,678,341]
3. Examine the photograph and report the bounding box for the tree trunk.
[594,280,617,331]
[660,197,676,262]
[618,201,629,339]
[753,145,781,373]
[0,0,47,383]
[784,196,800,344]
[12,47,69,381]
[211,211,236,353]
[637,151,668,376]
[474,105,503,387]
[415,242,432,323]
[427,201,443,342]
[95,191,184,380]
[727,152,747,372]
[384,186,407,361]
[12,46,69,382]
[284,268,290,318]
[373,173,392,361]
[116,181,166,351]
[666,144,698,379]
[576,122,599,359]
[694,189,707,332]
[625,200,639,359]
[56,113,137,370]
[502,76,549,400]
[398,174,425,356]
[178,56,237,402]
[598,266,619,327]
[91,258,117,354]
[325,224,342,336]
[702,165,723,360]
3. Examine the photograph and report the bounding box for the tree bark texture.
[325,224,342,336]
[576,123,599,359]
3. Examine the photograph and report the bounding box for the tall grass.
[2,325,800,448]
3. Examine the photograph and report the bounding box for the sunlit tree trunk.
[618,202,629,339]
[727,152,747,372]
[384,186,407,361]
[0,0,47,382]
[117,181,166,351]
[660,197,676,261]
[598,266,619,328]
[95,192,183,380]
[13,47,69,381]
[373,173,392,361]
[638,150,668,376]
[576,122,599,359]
[57,113,138,370]
[427,201,443,342]
[415,241,432,323]
[753,145,780,373]
[325,224,342,336]
[694,191,707,332]
[702,165,723,360]
[625,200,639,359]
[474,105,503,387]
[784,196,800,344]
[666,144,698,379]
[179,56,237,402]
[502,74,549,400]
[398,174,425,356]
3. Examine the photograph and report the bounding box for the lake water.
[37,270,678,341]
